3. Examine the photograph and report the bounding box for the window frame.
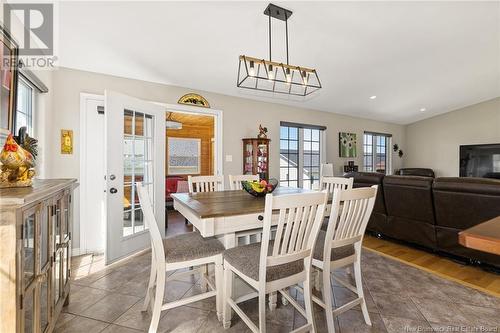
[280,123,326,189]
[363,131,392,175]
[14,76,35,135]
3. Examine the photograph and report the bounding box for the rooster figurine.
[0,127,38,188]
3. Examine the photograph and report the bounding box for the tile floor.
[56,212,500,332]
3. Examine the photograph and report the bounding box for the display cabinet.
[242,138,271,181]
[0,179,77,333]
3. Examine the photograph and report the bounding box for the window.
[363,132,392,174]
[280,122,325,189]
[280,126,299,188]
[15,78,34,134]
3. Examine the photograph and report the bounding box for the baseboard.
[72,247,82,256]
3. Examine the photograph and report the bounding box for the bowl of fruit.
[242,178,278,197]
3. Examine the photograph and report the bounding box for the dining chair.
[222,191,328,333]
[188,175,224,193]
[137,183,225,333]
[228,174,260,190]
[319,176,354,229]
[309,186,377,333]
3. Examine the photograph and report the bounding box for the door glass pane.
[63,195,70,240]
[123,110,154,237]
[24,288,34,333]
[40,277,49,332]
[23,211,35,286]
[41,208,49,270]
[55,199,62,246]
[54,252,60,304]
[63,246,69,287]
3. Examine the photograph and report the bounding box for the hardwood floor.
[363,235,500,297]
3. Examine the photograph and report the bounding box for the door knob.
[110,188,118,194]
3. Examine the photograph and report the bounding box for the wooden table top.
[171,187,312,218]
[458,216,500,255]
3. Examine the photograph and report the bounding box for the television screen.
[459,144,500,179]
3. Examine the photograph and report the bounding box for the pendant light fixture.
[237,3,322,96]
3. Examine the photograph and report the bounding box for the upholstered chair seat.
[313,230,355,261]
[223,242,304,282]
[163,232,225,263]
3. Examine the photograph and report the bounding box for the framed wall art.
[167,137,201,174]
[339,132,357,158]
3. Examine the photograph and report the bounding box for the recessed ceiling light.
[369,95,377,100]
[420,108,427,112]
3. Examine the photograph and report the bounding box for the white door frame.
[79,94,224,256]
[79,93,106,255]
[163,103,223,177]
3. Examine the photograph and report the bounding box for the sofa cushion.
[383,175,435,224]
[433,177,500,230]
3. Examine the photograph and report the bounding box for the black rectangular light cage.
[237,55,322,96]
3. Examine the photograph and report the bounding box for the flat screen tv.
[459,144,500,179]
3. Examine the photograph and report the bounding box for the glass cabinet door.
[22,208,36,287]
[39,275,50,333]
[54,197,62,247]
[62,246,69,291]
[23,288,35,333]
[40,205,50,271]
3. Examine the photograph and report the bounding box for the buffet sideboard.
[0,179,78,333]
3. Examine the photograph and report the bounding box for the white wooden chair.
[228,174,260,190]
[188,175,224,193]
[222,191,328,333]
[137,184,225,333]
[309,186,377,333]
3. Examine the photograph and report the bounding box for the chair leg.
[354,259,371,326]
[304,270,317,333]
[215,257,223,321]
[142,253,157,312]
[148,265,165,333]
[223,265,233,329]
[268,292,277,311]
[323,267,336,333]
[199,264,208,292]
[258,290,267,333]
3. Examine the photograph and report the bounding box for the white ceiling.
[58,1,500,125]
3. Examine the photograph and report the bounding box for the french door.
[105,90,165,264]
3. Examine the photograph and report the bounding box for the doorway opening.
[166,110,216,236]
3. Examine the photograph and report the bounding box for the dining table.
[171,187,313,249]
[458,216,500,255]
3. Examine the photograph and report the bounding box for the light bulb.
[301,71,308,85]
[268,64,274,80]
[249,61,255,77]
[285,68,291,83]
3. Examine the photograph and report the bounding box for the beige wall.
[405,97,500,177]
[44,67,405,250]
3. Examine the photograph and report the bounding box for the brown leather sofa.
[344,172,500,268]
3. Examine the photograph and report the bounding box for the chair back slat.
[322,186,377,262]
[228,174,260,190]
[261,192,328,278]
[320,176,353,196]
[188,175,224,193]
[137,183,165,262]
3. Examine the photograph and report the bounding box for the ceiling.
[58,1,500,125]
[167,112,214,127]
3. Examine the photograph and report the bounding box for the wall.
[46,67,406,251]
[405,97,500,177]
